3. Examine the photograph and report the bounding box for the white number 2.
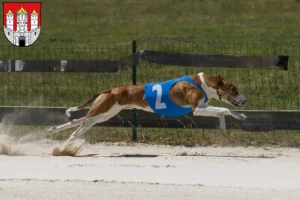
[152,84,167,109]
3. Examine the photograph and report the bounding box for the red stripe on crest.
[3,2,42,31]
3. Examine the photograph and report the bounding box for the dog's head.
[206,75,247,107]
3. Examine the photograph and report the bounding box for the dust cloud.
[52,139,85,156]
[0,134,43,156]
[0,99,85,156]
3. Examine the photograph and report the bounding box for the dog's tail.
[65,89,111,117]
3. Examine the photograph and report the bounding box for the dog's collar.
[198,73,209,103]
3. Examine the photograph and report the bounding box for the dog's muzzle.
[218,90,247,107]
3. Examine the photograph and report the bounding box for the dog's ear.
[208,75,223,87]
[206,75,224,87]
[217,75,223,86]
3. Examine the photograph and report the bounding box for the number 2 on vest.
[152,84,167,109]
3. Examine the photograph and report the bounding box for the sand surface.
[1,140,300,200]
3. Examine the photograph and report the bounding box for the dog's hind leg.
[48,91,117,135]
[64,90,124,143]
[65,104,123,143]
[47,117,86,134]
[65,117,96,144]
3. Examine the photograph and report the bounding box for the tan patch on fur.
[77,89,112,109]
[189,74,202,86]
[169,73,205,110]
[203,74,218,88]
[169,81,205,108]
[86,85,149,117]
[86,93,116,117]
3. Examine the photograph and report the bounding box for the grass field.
[0,0,300,146]
[1,0,300,44]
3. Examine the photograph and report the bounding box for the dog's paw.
[66,110,71,117]
[240,113,247,120]
[230,111,246,120]
[219,128,226,135]
[46,126,56,133]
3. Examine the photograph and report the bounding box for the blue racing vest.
[144,76,209,117]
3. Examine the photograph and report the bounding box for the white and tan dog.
[48,72,247,144]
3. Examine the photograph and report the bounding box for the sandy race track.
[1,139,300,200]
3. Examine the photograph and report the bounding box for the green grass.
[1,0,300,44]
[0,0,300,146]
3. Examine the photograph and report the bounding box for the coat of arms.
[3,2,42,47]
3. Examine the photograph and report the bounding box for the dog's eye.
[232,87,237,92]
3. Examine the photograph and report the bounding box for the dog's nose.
[242,99,247,104]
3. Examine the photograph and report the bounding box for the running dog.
[47,72,247,144]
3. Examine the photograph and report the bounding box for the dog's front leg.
[193,106,227,134]
[193,106,246,134]
[194,106,246,120]
[218,114,226,134]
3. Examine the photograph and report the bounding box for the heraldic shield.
[3,2,42,47]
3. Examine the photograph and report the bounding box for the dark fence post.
[132,40,137,141]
